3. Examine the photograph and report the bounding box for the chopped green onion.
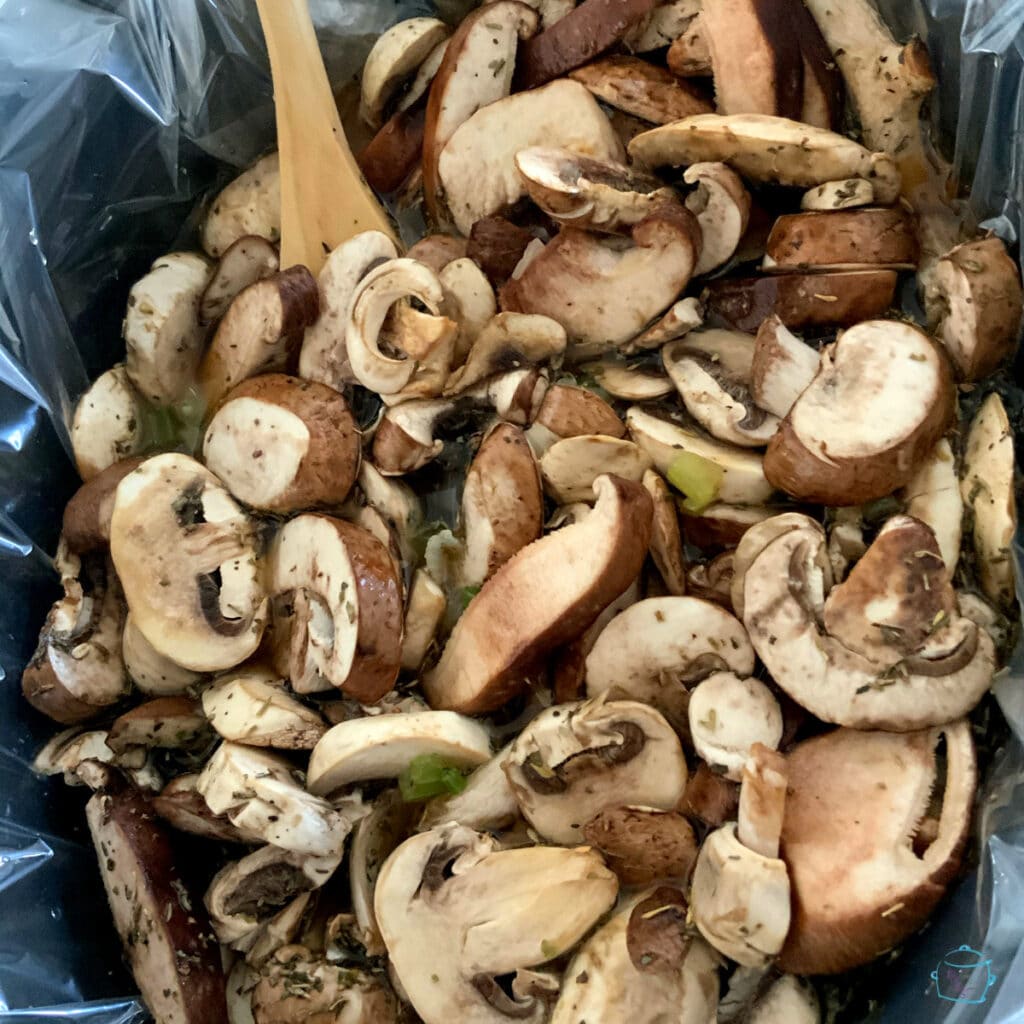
[667,452,724,513]
[460,584,481,609]
[399,753,469,802]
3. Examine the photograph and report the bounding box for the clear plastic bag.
[0,1,1021,1021]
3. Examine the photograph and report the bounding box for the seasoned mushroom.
[583,359,674,400]
[627,296,704,353]
[153,772,259,843]
[123,252,212,406]
[440,257,497,362]
[643,469,687,596]
[504,698,688,844]
[122,612,203,697]
[540,435,653,504]
[357,100,428,198]
[686,551,737,609]
[401,569,446,671]
[203,374,360,512]
[407,233,468,273]
[902,438,962,576]
[528,383,625,456]
[200,235,280,326]
[63,457,146,553]
[107,696,209,753]
[684,163,752,276]
[801,178,875,211]
[582,806,698,886]
[71,366,145,481]
[418,744,521,832]
[375,824,618,1024]
[750,315,819,419]
[110,454,267,672]
[683,503,774,552]
[202,152,281,257]
[730,512,818,619]
[667,14,711,76]
[625,0,701,53]
[424,474,653,712]
[764,321,955,505]
[268,513,402,701]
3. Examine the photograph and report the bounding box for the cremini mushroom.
[202,152,280,257]
[121,612,204,696]
[643,469,687,595]
[625,0,701,53]
[750,315,820,420]
[200,235,280,326]
[107,696,210,754]
[401,569,447,671]
[63,457,145,553]
[667,14,711,76]
[582,806,698,886]
[154,772,259,843]
[683,503,775,552]
[686,551,737,610]
[540,435,653,504]
[627,296,704,353]
[440,257,497,362]
[801,178,875,211]
[71,366,145,481]
[583,359,674,401]
[902,438,962,576]
[684,163,751,276]
[527,383,625,456]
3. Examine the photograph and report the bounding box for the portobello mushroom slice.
[71,366,145,481]
[375,825,617,1024]
[750,315,819,419]
[107,697,210,754]
[423,474,653,712]
[203,374,360,513]
[582,807,699,887]
[200,235,280,326]
[764,321,955,505]
[63,456,145,553]
[122,612,204,697]
[153,773,259,843]
[86,780,227,1024]
[202,152,281,258]
[540,435,653,504]
[110,454,267,672]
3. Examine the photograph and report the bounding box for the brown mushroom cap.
[63,457,146,553]
[583,806,698,886]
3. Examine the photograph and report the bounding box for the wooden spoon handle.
[255,0,397,274]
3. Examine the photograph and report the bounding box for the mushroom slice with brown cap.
[802,178,875,211]
[902,438,962,576]
[110,454,266,672]
[419,744,520,832]
[268,514,402,701]
[504,698,688,845]
[627,297,704,353]
[198,742,351,858]
[934,236,1023,381]
[730,511,818,618]
[438,79,624,237]
[203,374,360,513]
[540,435,653,504]
[398,38,450,115]
[123,252,213,406]
[71,366,145,481]
[585,596,754,730]
[371,397,452,475]
[307,711,492,795]
[779,721,976,974]
[750,315,820,420]
[200,235,280,326]
[684,163,751,276]
[764,321,956,506]
[202,667,326,749]
[582,806,698,886]
[198,266,320,407]
[298,231,399,390]
[407,233,467,272]
[583,359,674,400]
[153,773,258,843]
[63,457,145,553]
[961,393,1017,608]
[687,552,737,610]
[202,152,281,258]
[121,612,203,696]
[358,460,424,574]
[107,696,209,754]
[501,203,701,352]
[227,961,257,1024]
[527,383,625,456]
[682,503,774,552]
[375,824,618,1024]
[86,780,227,1023]
[424,474,653,712]
[742,517,995,730]
[630,114,902,203]
[22,550,128,724]
[376,306,460,404]
[515,146,677,235]
[440,257,497,363]
[644,470,687,596]
[551,896,720,1024]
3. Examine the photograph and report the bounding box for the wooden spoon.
[255,0,398,274]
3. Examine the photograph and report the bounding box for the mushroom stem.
[737,743,788,859]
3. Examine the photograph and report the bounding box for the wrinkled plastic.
[0,1,1022,1021]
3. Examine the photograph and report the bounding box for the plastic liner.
[0,1,1021,1021]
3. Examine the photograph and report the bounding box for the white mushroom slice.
[643,470,687,596]
[123,252,212,406]
[361,18,451,129]
[502,203,701,352]
[551,901,720,1024]
[438,79,624,236]
[71,366,145,481]
[397,38,450,114]
[540,435,653,504]
[202,152,281,257]
[121,612,202,696]
[298,231,399,390]
[764,321,955,506]
[585,596,754,729]
[463,366,550,425]
[198,742,350,858]
[630,114,902,204]
[515,146,677,234]
[401,569,446,671]
[504,698,688,845]
[307,711,492,795]
[34,727,119,787]
[748,975,821,1024]
[107,696,209,753]
[961,393,1017,607]
[528,383,625,456]
[901,438,962,576]
[202,667,326,749]
[371,398,452,476]
[583,359,674,400]
[684,162,751,276]
[440,257,497,363]
[626,297,704,353]
[268,514,402,702]
[742,517,995,730]
[419,745,520,832]
[801,178,875,211]
[625,0,701,52]
[750,315,820,420]
[200,235,280,325]
[153,773,257,843]
[688,673,783,781]
[245,895,313,969]
[627,407,775,505]
[111,454,266,672]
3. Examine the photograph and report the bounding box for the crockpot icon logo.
[931,945,997,1004]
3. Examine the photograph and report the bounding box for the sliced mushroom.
[401,569,446,672]
[378,305,461,403]
[583,806,698,886]
[372,397,452,475]
[398,38,451,115]
[358,104,428,200]
[624,0,701,53]
[501,202,700,352]
[633,114,901,202]
[407,233,468,272]
[961,393,1017,607]
[933,236,1023,381]
[86,781,227,1023]
[569,55,712,124]
[107,696,209,754]
[122,612,203,697]
[643,469,687,596]
[200,235,280,326]
[418,744,520,832]
[901,438,962,576]
[528,383,625,455]
[110,454,267,672]
[71,366,145,481]
[424,474,653,712]
[198,266,320,407]
[467,215,538,287]
[667,14,712,76]
[504,698,687,844]
[801,178,875,211]
[438,79,623,236]
[764,321,955,505]
[737,743,788,860]
[358,460,424,575]
[750,315,819,419]
[226,961,258,1024]
[627,297,704,353]
[375,824,617,1024]
[33,727,135,788]
[779,721,975,974]
[63,457,146,553]
[202,153,281,257]
[123,252,213,406]
[583,359,674,400]
[742,516,995,730]
[519,0,578,28]
[440,257,497,362]
[268,514,402,701]
[683,761,741,828]
[153,772,258,843]
[682,503,775,552]
[683,162,752,277]
[686,551,737,609]
[540,435,653,504]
